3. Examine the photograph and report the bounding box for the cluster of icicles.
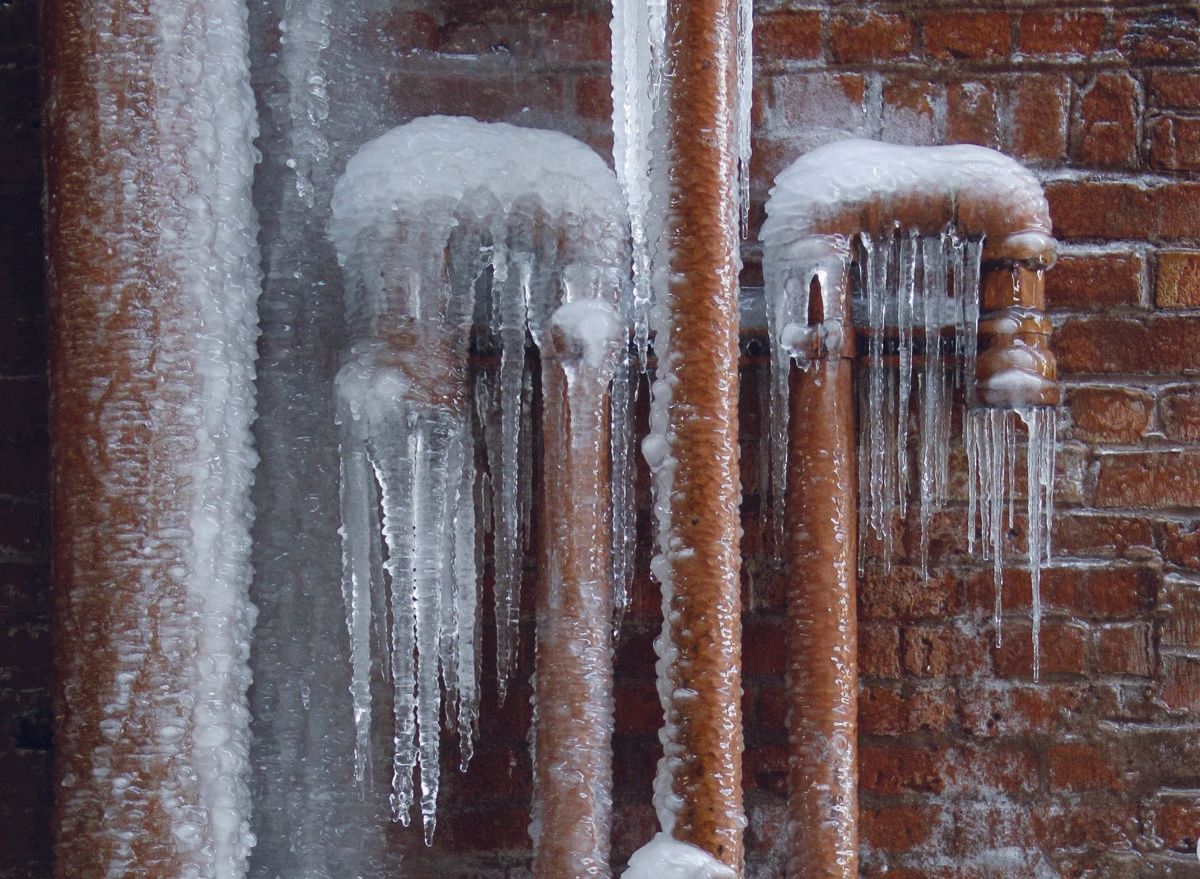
[766,227,1057,678]
[328,117,634,842]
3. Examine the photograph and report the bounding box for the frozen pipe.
[630,0,746,873]
[781,273,859,879]
[533,301,625,879]
[43,0,262,876]
[762,140,1059,878]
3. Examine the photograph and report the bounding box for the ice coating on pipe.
[45,0,263,874]
[327,116,629,842]
[761,139,1055,261]
[622,833,737,879]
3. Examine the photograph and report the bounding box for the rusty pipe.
[639,0,746,870]
[782,276,858,879]
[44,0,259,875]
[974,263,1059,409]
[533,302,624,879]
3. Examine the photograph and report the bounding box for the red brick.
[1097,452,1200,508]
[946,80,1002,149]
[859,622,901,678]
[1065,387,1152,443]
[925,13,1012,61]
[1053,514,1155,560]
[1160,654,1200,712]
[1037,565,1159,620]
[1162,581,1200,650]
[387,73,565,124]
[945,743,1041,795]
[1019,11,1107,57]
[369,10,439,53]
[902,623,986,678]
[754,683,787,732]
[1165,522,1200,572]
[1152,793,1200,853]
[859,684,954,735]
[1053,317,1200,375]
[860,745,945,795]
[952,800,1041,853]
[753,11,822,61]
[1162,386,1200,441]
[859,566,956,622]
[1045,251,1145,310]
[1151,72,1200,110]
[861,803,942,852]
[574,75,612,122]
[829,12,915,63]
[1048,742,1120,791]
[1156,251,1200,308]
[1097,624,1154,676]
[992,619,1089,679]
[743,743,788,795]
[882,77,942,145]
[1074,72,1140,169]
[1117,9,1200,63]
[614,684,662,736]
[543,12,610,63]
[1033,800,1139,849]
[960,682,1094,734]
[1150,115,1200,172]
[1011,74,1069,164]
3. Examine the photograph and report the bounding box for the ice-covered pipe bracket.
[327,116,631,857]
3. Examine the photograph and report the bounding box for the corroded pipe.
[783,276,858,879]
[533,302,624,879]
[644,0,745,869]
[44,0,259,875]
[975,263,1059,409]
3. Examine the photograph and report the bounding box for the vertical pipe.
[650,0,745,868]
[783,281,858,879]
[975,263,1059,408]
[534,303,623,879]
[44,0,260,876]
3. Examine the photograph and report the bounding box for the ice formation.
[610,0,753,361]
[763,139,1058,676]
[622,833,737,879]
[328,116,629,841]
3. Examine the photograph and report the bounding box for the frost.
[622,832,737,879]
[328,116,628,840]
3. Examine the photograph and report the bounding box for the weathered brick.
[1150,115,1200,172]
[829,12,915,63]
[369,9,439,53]
[1048,742,1120,791]
[1038,565,1160,620]
[925,12,1012,61]
[859,566,957,621]
[860,684,954,735]
[543,12,610,63]
[386,72,566,124]
[742,616,786,675]
[1151,72,1200,110]
[1096,451,1200,509]
[1065,387,1152,444]
[1097,624,1154,676]
[1074,72,1140,169]
[958,680,1090,738]
[1019,11,1107,57]
[1011,73,1069,164]
[902,623,987,678]
[1032,800,1139,849]
[860,745,946,795]
[574,74,612,122]
[1117,9,1200,63]
[1152,793,1200,853]
[1156,251,1200,308]
[992,619,1089,679]
[1162,580,1200,650]
[1162,386,1200,442]
[861,803,943,852]
[1159,654,1200,712]
[859,622,901,678]
[760,71,867,134]
[944,743,1041,795]
[946,79,1002,149]
[1045,251,1145,310]
[753,11,822,61]
[1053,514,1155,560]
[882,77,942,145]
[1053,317,1200,375]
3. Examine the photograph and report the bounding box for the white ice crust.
[622,833,737,879]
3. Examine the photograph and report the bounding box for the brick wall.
[0,0,52,874]
[7,1,1200,877]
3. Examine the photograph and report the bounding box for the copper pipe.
[975,264,1059,408]
[533,305,623,879]
[650,0,745,869]
[784,280,858,879]
[44,0,256,875]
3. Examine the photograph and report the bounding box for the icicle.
[736,0,754,236]
[611,0,667,363]
[611,348,637,630]
[453,444,480,769]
